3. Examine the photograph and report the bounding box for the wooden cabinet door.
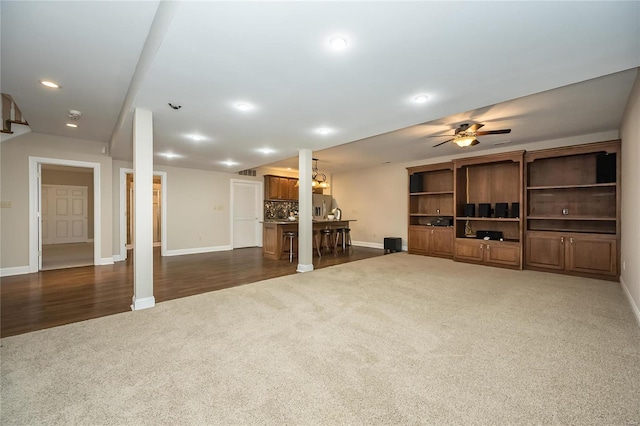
[408,227,430,254]
[567,235,617,276]
[266,176,282,200]
[454,239,484,262]
[431,228,453,257]
[484,242,520,267]
[287,178,299,200]
[525,233,565,270]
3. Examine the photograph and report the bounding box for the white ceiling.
[2,1,639,174]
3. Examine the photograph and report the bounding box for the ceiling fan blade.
[433,139,453,148]
[467,123,484,132]
[470,139,480,146]
[428,134,455,138]
[476,129,511,136]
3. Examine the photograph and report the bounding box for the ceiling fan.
[430,123,511,148]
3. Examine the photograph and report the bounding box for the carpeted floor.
[1,253,639,425]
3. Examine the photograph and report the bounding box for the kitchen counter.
[262,219,355,260]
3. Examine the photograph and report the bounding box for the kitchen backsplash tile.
[264,201,299,219]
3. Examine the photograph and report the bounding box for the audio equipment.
[432,217,453,227]
[478,203,491,218]
[464,203,475,217]
[409,174,423,193]
[511,202,520,218]
[495,203,508,218]
[596,153,616,184]
[475,230,504,240]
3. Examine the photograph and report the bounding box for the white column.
[297,149,314,272]
[131,108,155,310]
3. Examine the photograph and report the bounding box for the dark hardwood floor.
[1,246,384,338]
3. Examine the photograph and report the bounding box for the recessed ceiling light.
[66,123,78,128]
[221,160,239,167]
[329,36,348,50]
[39,80,60,89]
[413,94,429,103]
[159,152,181,159]
[234,102,253,111]
[257,148,275,154]
[315,127,332,135]
[187,134,205,142]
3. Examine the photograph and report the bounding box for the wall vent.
[238,169,257,176]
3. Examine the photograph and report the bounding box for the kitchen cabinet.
[526,231,617,278]
[264,175,299,201]
[407,162,454,259]
[524,140,620,280]
[455,238,521,268]
[453,151,524,269]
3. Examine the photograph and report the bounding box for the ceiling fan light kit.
[431,123,511,148]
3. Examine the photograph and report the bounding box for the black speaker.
[464,203,475,217]
[478,203,491,218]
[495,203,508,218]
[511,202,520,218]
[596,153,616,184]
[409,174,423,193]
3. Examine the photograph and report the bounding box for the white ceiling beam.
[109,1,181,152]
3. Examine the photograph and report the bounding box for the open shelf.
[527,216,615,221]
[527,183,616,190]
[457,217,520,222]
[410,191,454,196]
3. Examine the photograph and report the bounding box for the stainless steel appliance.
[312,194,332,219]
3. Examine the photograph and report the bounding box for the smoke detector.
[67,110,82,120]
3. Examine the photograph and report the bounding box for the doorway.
[40,169,93,270]
[231,179,262,248]
[126,173,162,247]
[119,168,167,260]
[28,157,101,273]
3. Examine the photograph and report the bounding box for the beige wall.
[331,130,619,248]
[0,132,112,269]
[620,70,640,325]
[41,168,95,239]
[112,160,260,257]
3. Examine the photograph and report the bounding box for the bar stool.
[334,228,352,252]
[282,231,298,262]
[319,228,334,255]
[313,230,322,257]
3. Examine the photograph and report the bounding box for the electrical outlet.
[0,201,11,208]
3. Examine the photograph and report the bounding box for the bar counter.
[262,219,353,260]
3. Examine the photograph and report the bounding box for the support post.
[297,149,314,272]
[131,108,155,310]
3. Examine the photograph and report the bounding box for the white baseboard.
[0,265,32,277]
[620,276,640,329]
[113,253,126,262]
[99,257,114,266]
[352,241,385,250]
[131,296,155,311]
[296,263,314,273]
[164,245,232,257]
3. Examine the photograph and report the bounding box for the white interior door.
[233,181,260,248]
[42,184,88,244]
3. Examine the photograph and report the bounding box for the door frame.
[29,157,101,273]
[230,179,263,249]
[118,168,167,260]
